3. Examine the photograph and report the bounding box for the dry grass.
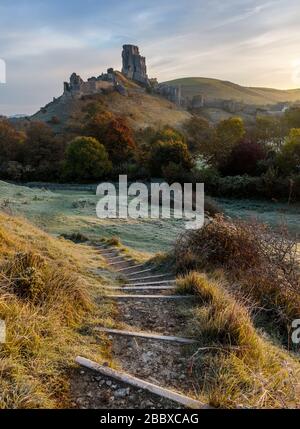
[0,212,113,408]
[177,272,300,408]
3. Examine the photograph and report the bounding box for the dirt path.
[71,243,202,409]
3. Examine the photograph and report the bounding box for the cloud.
[0,0,300,115]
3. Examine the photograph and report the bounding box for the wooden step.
[124,280,176,287]
[76,357,207,409]
[96,327,198,344]
[105,286,176,291]
[117,263,146,272]
[125,268,153,276]
[100,252,118,258]
[127,273,173,281]
[106,294,194,300]
[109,260,132,266]
[107,255,125,260]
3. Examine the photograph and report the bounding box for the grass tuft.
[177,271,300,408]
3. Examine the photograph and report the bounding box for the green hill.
[163,77,300,106]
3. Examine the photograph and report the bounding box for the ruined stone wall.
[63,72,115,98]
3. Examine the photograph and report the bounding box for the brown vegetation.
[176,271,300,408]
[175,215,300,337]
[0,213,111,408]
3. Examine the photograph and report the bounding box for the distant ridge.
[163,77,300,106]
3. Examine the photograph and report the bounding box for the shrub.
[175,215,300,333]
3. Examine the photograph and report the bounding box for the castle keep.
[122,45,149,86]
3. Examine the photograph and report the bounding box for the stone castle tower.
[122,45,149,86]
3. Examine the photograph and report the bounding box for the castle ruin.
[122,45,150,86]
[62,44,183,105]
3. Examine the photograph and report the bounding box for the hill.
[30,72,191,132]
[164,77,300,106]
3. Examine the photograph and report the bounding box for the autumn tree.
[64,136,112,181]
[104,117,136,165]
[0,119,24,163]
[83,112,136,165]
[23,121,66,180]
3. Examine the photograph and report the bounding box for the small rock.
[114,388,130,398]
[80,370,85,375]
[106,380,112,387]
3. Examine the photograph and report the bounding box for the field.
[0,181,299,255]
[0,180,299,409]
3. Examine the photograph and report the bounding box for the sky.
[0,0,300,115]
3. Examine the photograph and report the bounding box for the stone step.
[95,327,198,345]
[76,356,207,409]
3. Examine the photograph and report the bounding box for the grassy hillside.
[164,77,300,105]
[31,74,191,132]
[0,211,114,408]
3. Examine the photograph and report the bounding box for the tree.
[221,138,266,176]
[104,117,136,165]
[184,116,217,155]
[83,112,136,165]
[64,136,112,181]
[284,107,300,130]
[83,111,114,142]
[254,116,286,151]
[23,121,66,180]
[153,127,185,145]
[0,119,24,163]
[149,128,193,177]
[277,128,300,174]
[215,117,245,165]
